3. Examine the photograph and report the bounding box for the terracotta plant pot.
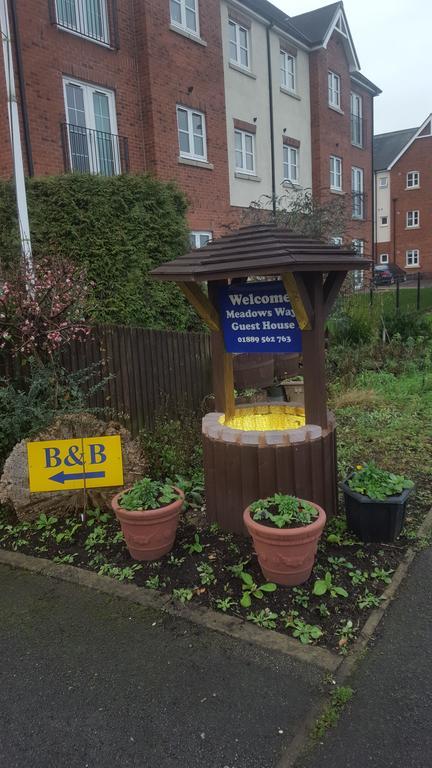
[243,501,326,586]
[111,486,184,561]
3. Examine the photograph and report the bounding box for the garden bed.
[0,494,426,654]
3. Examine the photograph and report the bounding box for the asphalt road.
[0,565,322,768]
[298,547,432,768]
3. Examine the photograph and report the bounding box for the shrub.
[0,174,200,331]
[140,405,203,480]
[383,311,432,341]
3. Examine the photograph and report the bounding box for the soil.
[0,494,425,655]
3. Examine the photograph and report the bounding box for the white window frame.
[190,231,212,249]
[331,236,343,245]
[63,77,119,174]
[350,92,362,146]
[228,19,250,70]
[55,0,110,45]
[176,105,207,162]
[330,155,342,191]
[406,210,420,228]
[280,50,296,92]
[406,171,420,188]
[170,0,200,36]
[379,253,389,264]
[234,129,256,175]
[283,145,299,184]
[406,249,420,268]
[378,177,388,188]
[351,166,364,219]
[328,71,341,109]
[380,216,388,226]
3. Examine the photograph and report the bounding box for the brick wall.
[389,136,432,275]
[309,33,374,255]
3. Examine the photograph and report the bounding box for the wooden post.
[300,272,328,429]
[208,281,235,419]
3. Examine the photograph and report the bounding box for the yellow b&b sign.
[27,436,124,493]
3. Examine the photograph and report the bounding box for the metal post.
[0,0,35,294]
[417,271,421,311]
[396,279,400,314]
[369,284,374,307]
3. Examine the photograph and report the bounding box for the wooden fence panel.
[60,325,211,434]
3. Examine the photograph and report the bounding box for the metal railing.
[351,192,365,220]
[350,113,364,148]
[61,123,129,176]
[53,0,112,45]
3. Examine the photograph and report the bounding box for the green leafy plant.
[335,619,357,655]
[35,513,58,531]
[357,591,383,610]
[226,560,250,577]
[98,563,142,581]
[313,572,348,599]
[316,602,330,618]
[311,686,354,740]
[247,609,278,629]
[53,553,78,564]
[280,609,299,628]
[197,562,216,586]
[84,526,107,551]
[239,571,277,608]
[250,493,318,529]
[209,522,220,534]
[349,569,369,586]
[292,587,310,608]
[145,574,168,590]
[120,477,180,511]
[347,461,414,500]
[167,554,186,567]
[290,619,323,645]
[172,588,194,603]
[327,556,353,570]
[371,567,393,584]
[183,533,203,555]
[215,597,237,613]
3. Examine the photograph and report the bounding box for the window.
[190,231,212,249]
[330,155,342,191]
[331,236,343,245]
[379,177,388,188]
[350,93,362,146]
[177,106,207,161]
[280,50,296,92]
[235,129,255,174]
[328,71,341,109]
[406,171,420,188]
[380,216,388,225]
[55,0,109,44]
[283,145,299,183]
[379,253,389,264]
[170,0,199,35]
[407,210,420,228]
[351,167,364,219]
[406,249,420,267]
[229,19,249,69]
[63,78,121,175]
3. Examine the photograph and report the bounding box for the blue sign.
[218,280,302,354]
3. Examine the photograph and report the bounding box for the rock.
[0,413,146,522]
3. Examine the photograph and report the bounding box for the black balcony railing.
[350,113,364,148]
[52,0,118,46]
[61,123,129,176]
[352,192,366,220]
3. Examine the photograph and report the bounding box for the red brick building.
[0,0,380,246]
[374,115,432,276]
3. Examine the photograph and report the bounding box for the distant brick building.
[374,115,432,276]
[0,0,380,247]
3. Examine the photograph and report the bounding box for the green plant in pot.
[243,493,326,586]
[340,462,414,543]
[111,477,184,561]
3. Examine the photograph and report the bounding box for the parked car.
[373,264,407,286]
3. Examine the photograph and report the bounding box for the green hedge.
[0,174,201,330]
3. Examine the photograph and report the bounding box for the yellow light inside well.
[220,405,305,432]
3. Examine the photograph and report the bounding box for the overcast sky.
[276,0,429,134]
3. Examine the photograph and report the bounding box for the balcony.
[350,113,364,148]
[61,123,129,176]
[352,192,366,220]
[52,0,118,47]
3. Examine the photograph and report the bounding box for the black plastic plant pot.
[340,480,414,543]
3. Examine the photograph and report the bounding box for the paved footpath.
[297,547,432,768]
[0,564,322,768]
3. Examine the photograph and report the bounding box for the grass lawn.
[352,286,432,314]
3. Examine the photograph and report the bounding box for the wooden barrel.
[203,408,337,535]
